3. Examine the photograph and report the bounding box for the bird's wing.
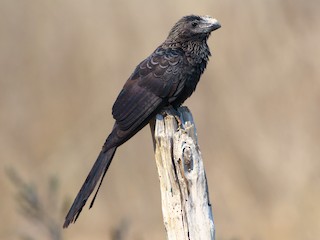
[112,48,185,131]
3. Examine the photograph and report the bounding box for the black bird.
[63,15,220,228]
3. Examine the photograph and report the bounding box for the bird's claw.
[161,106,183,130]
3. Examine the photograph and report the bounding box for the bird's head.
[166,15,221,43]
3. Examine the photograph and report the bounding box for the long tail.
[63,146,117,228]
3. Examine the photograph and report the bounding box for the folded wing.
[112,47,185,131]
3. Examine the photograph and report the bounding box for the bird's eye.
[191,22,198,27]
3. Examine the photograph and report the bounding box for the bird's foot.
[161,106,183,130]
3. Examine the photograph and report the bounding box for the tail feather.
[63,146,117,228]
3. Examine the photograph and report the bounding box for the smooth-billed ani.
[63,15,220,228]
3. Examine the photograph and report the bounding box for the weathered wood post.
[150,106,215,240]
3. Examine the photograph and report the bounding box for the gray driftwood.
[150,106,214,240]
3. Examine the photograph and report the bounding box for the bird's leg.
[161,106,183,130]
[172,107,183,130]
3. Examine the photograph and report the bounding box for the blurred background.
[1,0,320,239]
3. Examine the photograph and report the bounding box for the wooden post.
[150,106,215,240]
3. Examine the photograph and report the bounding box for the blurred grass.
[1,0,320,239]
[6,168,62,240]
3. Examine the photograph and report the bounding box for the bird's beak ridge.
[202,16,221,32]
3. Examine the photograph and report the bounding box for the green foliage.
[6,168,63,240]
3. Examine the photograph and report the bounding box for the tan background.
[1,0,320,239]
